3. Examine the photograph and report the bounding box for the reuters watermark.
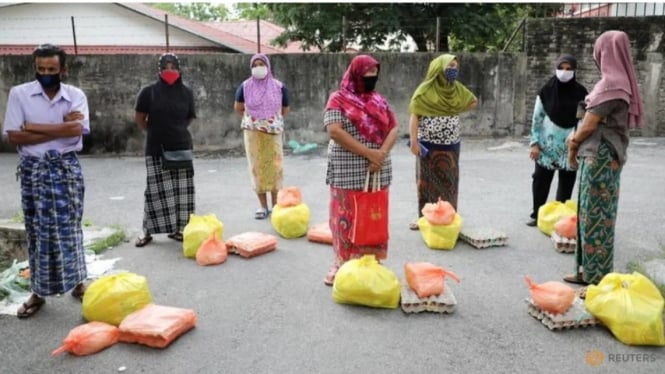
[585,350,657,366]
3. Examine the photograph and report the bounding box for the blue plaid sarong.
[20,150,87,297]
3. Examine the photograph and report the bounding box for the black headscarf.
[537,54,589,128]
[158,53,180,71]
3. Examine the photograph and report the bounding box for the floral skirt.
[575,141,622,284]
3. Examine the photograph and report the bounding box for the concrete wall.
[525,16,665,136]
[1,16,663,154]
[0,52,525,154]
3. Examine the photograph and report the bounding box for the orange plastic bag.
[196,231,228,266]
[306,223,333,244]
[525,275,576,314]
[51,321,119,357]
[276,186,302,207]
[421,197,456,226]
[405,262,460,298]
[554,215,577,239]
[119,304,197,349]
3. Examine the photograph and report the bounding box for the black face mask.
[362,76,378,92]
[35,72,61,89]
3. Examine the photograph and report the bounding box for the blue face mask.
[444,68,458,83]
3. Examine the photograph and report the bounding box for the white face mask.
[556,69,575,83]
[251,66,268,79]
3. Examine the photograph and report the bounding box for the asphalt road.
[1,137,664,374]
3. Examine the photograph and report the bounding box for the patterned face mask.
[444,68,458,83]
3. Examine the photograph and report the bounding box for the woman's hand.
[366,149,386,172]
[410,140,421,157]
[567,145,579,170]
[529,145,540,161]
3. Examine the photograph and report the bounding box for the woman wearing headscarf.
[322,55,398,285]
[526,55,588,227]
[408,54,478,230]
[563,31,644,294]
[134,53,197,247]
[234,54,290,220]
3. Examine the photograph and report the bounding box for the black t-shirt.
[135,79,196,156]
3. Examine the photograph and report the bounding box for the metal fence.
[560,2,665,17]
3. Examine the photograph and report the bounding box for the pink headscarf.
[325,55,397,145]
[243,54,283,120]
[585,30,644,128]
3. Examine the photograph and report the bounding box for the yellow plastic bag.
[183,214,224,258]
[270,203,310,239]
[332,255,400,309]
[537,200,576,236]
[585,272,665,346]
[82,272,152,326]
[417,214,463,250]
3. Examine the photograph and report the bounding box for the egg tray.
[550,232,576,254]
[459,227,508,249]
[525,297,600,330]
[400,282,457,314]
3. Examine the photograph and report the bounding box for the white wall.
[0,3,216,47]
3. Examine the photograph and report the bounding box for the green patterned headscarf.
[409,54,477,116]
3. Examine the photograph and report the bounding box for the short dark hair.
[32,44,67,67]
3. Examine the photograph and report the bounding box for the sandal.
[135,234,153,247]
[563,273,589,285]
[255,208,269,220]
[167,232,184,242]
[16,294,45,319]
[323,262,341,286]
[408,221,419,231]
[71,283,86,301]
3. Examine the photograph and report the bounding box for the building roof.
[0,2,313,55]
[205,20,318,54]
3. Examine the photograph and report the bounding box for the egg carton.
[459,227,508,249]
[525,297,600,331]
[400,282,457,314]
[550,232,576,254]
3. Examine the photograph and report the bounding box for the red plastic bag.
[277,186,303,207]
[405,262,460,298]
[421,197,456,226]
[525,275,576,314]
[554,215,577,239]
[350,171,388,246]
[119,304,197,349]
[196,231,228,266]
[51,321,119,357]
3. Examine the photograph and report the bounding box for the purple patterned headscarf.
[243,54,283,120]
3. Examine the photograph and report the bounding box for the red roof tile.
[205,20,319,53]
[0,44,227,55]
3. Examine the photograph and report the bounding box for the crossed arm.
[6,111,85,146]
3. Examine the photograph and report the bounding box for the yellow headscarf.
[409,54,476,116]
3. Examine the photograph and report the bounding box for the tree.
[152,3,229,21]
[266,3,564,53]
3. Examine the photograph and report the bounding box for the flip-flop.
[135,235,153,247]
[408,221,419,231]
[255,208,269,220]
[563,273,589,285]
[167,232,184,242]
[16,295,45,319]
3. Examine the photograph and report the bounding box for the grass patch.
[87,226,127,254]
